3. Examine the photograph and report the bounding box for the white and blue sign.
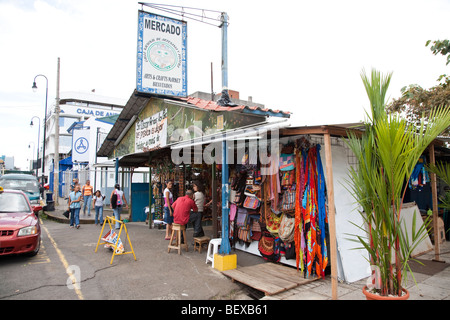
[136,10,187,97]
[72,129,90,163]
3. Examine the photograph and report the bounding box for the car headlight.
[18,226,38,237]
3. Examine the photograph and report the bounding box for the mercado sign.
[135,109,168,152]
[136,10,187,97]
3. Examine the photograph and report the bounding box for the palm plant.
[346,69,450,297]
[427,161,450,211]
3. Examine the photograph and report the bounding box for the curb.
[43,210,96,224]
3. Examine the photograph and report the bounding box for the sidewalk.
[43,203,450,300]
[45,201,129,225]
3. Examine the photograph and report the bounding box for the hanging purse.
[243,196,260,209]
[285,242,296,260]
[235,208,249,227]
[281,188,296,214]
[279,153,295,171]
[278,213,295,243]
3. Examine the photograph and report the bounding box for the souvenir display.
[227,138,330,279]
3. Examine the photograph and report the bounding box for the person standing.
[68,184,82,229]
[82,180,94,216]
[192,181,205,237]
[110,183,128,230]
[92,190,105,226]
[163,180,174,240]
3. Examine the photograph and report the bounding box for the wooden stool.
[168,224,188,254]
[193,236,211,253]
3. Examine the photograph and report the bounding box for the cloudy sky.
[1,0,449,170]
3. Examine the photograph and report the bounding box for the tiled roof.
[180,96,291,118]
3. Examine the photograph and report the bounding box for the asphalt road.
[0,217,244,300]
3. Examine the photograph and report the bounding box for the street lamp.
[31,75,48,187]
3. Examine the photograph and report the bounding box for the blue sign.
[74,137,89,154]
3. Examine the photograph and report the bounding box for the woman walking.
[92,190,105,226]
[110,184,128,230]
[68,184,82,229]
[82,180,94,216]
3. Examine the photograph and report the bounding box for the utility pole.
[54,58,61,205]
[219,12,231,255]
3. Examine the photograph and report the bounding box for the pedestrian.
[68,184,82,229]
[192,181,205,237]
[172,190,198,244]
[92,190,105,226]
[163,180,174,240]
[110,183,128,229]
[70,178,79,192]
[82,180,94,216]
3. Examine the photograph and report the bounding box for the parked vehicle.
[0,187,41,256]
[0,174,41,205]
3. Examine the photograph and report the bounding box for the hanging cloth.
[316,145,328,277]
[294,149,304,273]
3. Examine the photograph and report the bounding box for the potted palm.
[346,69,450,299]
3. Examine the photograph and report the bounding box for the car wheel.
[25,236,41,257]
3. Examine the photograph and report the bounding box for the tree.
[426,39,450,65]
[387,40,450,136]
[347,69,450,297]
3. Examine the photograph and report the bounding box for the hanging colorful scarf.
[294,149,304,272]
[316,145,328,277]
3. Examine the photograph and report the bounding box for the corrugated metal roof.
[180,96,291,118]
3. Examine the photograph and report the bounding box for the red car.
[0,187,42,256]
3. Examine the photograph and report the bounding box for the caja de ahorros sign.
[136,10,187,97]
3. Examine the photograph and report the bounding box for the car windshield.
[0,192,31,213]
[0,178,39,193]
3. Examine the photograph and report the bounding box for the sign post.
[95,216,137,265]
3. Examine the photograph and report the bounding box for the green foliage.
[387,39,450,136]
[426,39,450,65]
[427,161,450,211]
[346,69,450,296]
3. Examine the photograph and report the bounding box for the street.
[0,216,243,300]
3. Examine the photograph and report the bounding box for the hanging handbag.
[235,208,249,227]
[243,196,260,209]
[258,231,274,256]
[285,242,296,260]
[279,153,294,171]
[229,203,237,221]
[281,189,296,214]
[250,218,262,241]
[266,209,281,234]
[279,213,295,243]
[281,171,295,187]
[238,225,251,243]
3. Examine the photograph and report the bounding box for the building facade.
[41,91,127,181]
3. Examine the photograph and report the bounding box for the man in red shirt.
[172,190,198,244]
[172,190,198,225]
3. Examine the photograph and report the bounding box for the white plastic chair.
[205,238,222,268]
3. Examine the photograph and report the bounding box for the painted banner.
[72,128,90,163]
[135,109,168,152]
[136,10,187,97]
